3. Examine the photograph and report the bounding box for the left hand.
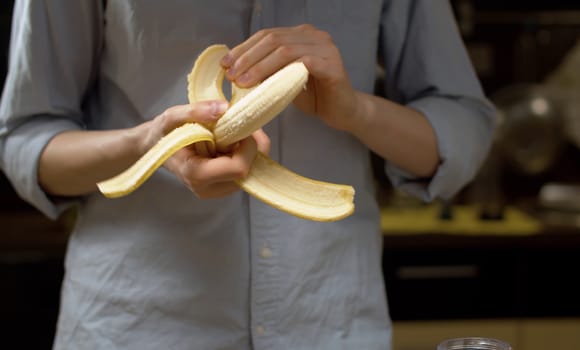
[221,24,360,132]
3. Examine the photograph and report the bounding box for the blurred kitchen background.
[1,1,580,349]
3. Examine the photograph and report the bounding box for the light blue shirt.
[0,1,495,349]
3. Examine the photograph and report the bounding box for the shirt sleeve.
[0,0,103,219]
[378,0,497,201]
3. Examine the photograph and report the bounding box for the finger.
[185,136,257,186]
[234,43,335,87]
[252,129,271,155]
[220,28,276,68]
[224,25,325,82]
[223,25,326,68]
[159,101,228,134]
[299,50,347,78]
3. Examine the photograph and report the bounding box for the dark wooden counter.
[0,210,71,254]
[0,208,70,349]
[381,205,580,321]
[2,202,580,347]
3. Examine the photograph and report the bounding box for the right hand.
[142,101,270,199]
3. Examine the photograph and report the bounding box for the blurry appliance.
[452,0,580,94]
[492,83,564,176]
[451,0,580,211]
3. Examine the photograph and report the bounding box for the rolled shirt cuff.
[1,115,82,219]
[385,95,496,202]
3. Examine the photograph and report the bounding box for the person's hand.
[142,101,270,199]
[221,24,360,132]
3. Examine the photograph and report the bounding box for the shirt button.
[256,325,265,336]
[260,244,272,258]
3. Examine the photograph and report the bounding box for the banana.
[239,153,355,221]
[97,44,355,221]
[212,61,308,150]
[97,123,213,198]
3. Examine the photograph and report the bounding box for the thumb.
[185,100,229,124]
[160,101,229,133]
[252,128,271,156]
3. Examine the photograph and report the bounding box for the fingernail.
[211,101,228,115]
[226,67,236,79]
[237,72,251,86]
[221,53,233,67]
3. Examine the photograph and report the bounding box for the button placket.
[248,207,282,348]
[248,4,280,347]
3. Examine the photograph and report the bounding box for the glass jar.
[437,337,512,350]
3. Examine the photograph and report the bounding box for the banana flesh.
[213,61,308,150]
[97,44,355,221]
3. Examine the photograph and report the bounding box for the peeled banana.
[97,44,355,222]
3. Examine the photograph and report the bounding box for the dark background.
[2,1,580,349]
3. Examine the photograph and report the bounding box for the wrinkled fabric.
[0,1,495,349]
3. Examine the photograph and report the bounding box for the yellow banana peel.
[97,45,355,222]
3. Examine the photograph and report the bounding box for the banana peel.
[97,45,355,222]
